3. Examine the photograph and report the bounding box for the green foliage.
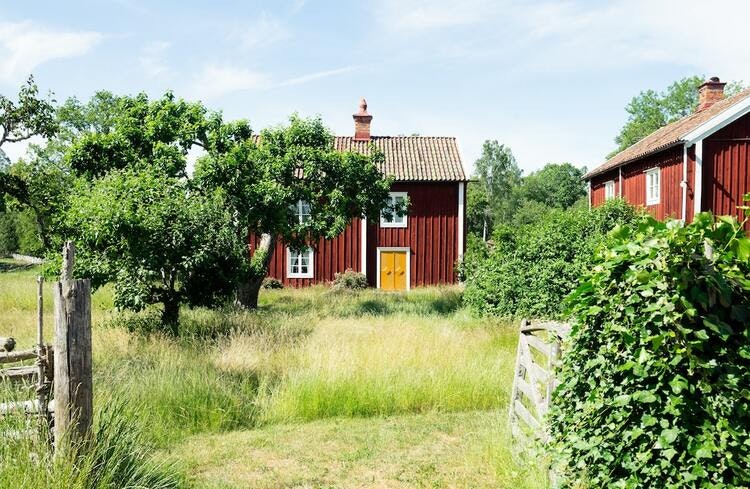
[63,167,243,330]
[0,211,18,254]
[463,199,639,318]
[520,162,586,209]
[468,141,522,235]
[332,268,368,291]
[612,76,744,155]
[0,75,57,147]
[466,181,490,238]
[550,213,750,487]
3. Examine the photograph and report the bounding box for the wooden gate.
[508,318,569,444]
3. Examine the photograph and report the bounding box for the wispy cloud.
[187,64,359,99]
[231,12,289,51]
[278,66,359,87]
[138,41,171,78]
[0,21,102,83]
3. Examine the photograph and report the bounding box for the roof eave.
[583,140,683,180]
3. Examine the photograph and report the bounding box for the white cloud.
[187,64,359,99]
[138,41,171,78]
[231,12,289,51]
[186,65,271,99]
[0,21,102,83]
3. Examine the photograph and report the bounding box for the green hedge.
[550,213,750,487]
[463,199,639,318]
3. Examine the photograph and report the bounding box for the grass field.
[0,260,546,488]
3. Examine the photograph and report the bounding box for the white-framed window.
[604,180,615,201]
[287,247,313,278]
[380,192,408,228]
[291,200,311,224]
[645,168,660,205]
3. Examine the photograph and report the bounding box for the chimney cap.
[699,76,726,89]
[355,97,369,116]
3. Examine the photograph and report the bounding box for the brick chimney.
[353,97,372,141]
[697,76,726,111]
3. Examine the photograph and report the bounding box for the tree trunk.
[161,296,180,336]
[235,233,275,309]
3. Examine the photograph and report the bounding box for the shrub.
[550,213,750,487]
[263,277,284,289]
[463,198,639,318]
[0,211,18,254]
[332,268,368,291]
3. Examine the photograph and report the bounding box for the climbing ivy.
[550,209,750,487]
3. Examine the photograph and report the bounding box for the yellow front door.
[380,251,407,291]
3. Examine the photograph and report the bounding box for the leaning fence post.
[54,241,92,451]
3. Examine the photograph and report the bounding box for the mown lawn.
[0,261,546,488]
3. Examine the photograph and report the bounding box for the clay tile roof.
[334,136,466,181]
[584,87,750,179]
[251,134,467,182]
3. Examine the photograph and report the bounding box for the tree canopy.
[57,92,245,328]
[520,162,586,209]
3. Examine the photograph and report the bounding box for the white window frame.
[380,192,408,228]
[287,247,314,278]
[604,180,615,201]
[292,200,311,224]
[645,167,660,205]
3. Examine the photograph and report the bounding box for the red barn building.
[252,99,468,290]
[585,77,750,229]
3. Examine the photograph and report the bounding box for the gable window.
[604,180,615,200]
[381,192,408,228]
[292,200,311,223]
[645,168,660,205]
[287,248,313,278]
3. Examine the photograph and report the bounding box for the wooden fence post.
[54,241,93,450]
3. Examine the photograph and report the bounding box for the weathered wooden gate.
[508,318,569,444]
[0,242,93,448]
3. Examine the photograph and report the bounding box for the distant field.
[0,262,545,488]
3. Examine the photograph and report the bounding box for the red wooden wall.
[250,217,363,287]
[252,182,462,287]
[365,182,460,287]
[591,146,683,221]
[704,112,750,228]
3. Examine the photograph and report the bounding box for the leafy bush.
[550,213,750,487]
[463,199,639,318]
[0,211,18,254]
[263,277,284,289]
[332,268,368,291]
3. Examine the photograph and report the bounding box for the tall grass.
[256,315,515,421]
[0,399,182,488]
[1,264,537,487]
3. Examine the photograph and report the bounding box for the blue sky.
[2,0,750,174]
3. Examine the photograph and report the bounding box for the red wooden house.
[254,99,468,290]
[585,77,750,228]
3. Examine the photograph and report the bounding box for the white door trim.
[360,217,367,277]
[457,182,465,260]
[694,139,703,216]
[376,247,411,291]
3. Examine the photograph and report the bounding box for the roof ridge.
[585,86,750,179]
